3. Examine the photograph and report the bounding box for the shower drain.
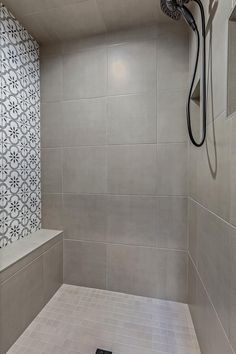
[96,349,112,354]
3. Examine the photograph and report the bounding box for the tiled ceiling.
[2,0,172,44]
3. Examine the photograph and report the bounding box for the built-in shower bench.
[0,229,63,354]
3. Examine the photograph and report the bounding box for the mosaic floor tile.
[8,285,201,354]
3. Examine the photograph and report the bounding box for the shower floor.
[7,285,201,354]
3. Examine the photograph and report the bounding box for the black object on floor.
[96,349,112,354]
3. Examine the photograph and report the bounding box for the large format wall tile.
[63,47,107,99]
[188,199,199,265]
[62,194,188,250]
[42,1,106,42]
[189,200,231,338]
[42,98,107,148]
[41,194,63,230]
[107,92,157,144]
[41,148,62,193]
[62,98,107,146]
[0,238,63,353]
[41,102,64,148]
[41,25,189,302]
[155,248,187,302]
[228,23,236,116]
[197,206,231,337]
[157,26,189,91]
[41,55,63,102]
[107,244,187,301]
[62,194,107,242]
[108,40,157,95]
[229,226,236,353]
[157,89,187,143]
[157,143,187,196]
[109,195,188,250]
[230,113,236,226]
[0,257,44,353]
[189,258,234,354]
[106,195,157,246]
[43,241,63,303]
[187,2,236,350]
[63,240,107,289]
[197,115,231,221]
[188,143,199,200]
[97,0,160,31]
[107,144,157,195]
[107,244,159,298]
[63,147,107,193]
[157,197,187,250]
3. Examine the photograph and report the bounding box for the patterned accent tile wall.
[0,5,41,248]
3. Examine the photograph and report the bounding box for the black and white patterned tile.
[0,5,41,248]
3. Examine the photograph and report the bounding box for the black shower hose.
[187,0,206,147]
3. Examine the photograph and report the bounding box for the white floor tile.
[7,285,201,354]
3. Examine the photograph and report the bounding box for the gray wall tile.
[63,240,107,289]
[157,197,187,250]
[157,143,187,196]
[63,47,107,99]
[41,27,189,302]
[229,226,236,353]
[0,238,63,353]
[41,55,63,102]
[197,206,230,337]
[155,248,188,302]
[188,199,199,265]
[188,202,231,340]
[107,92,157,144]
[42,194,63,230]
[157,28,189,91]
[43,241,63,303]
[0,258,44,353]
[107,244,159,298]
[107,244,187,301]
[62,98,107,147]
[108,144,157,195]
[197,115,231,222]
[108,40,157,95]
[230,114,236,226]
[41,102,64,148]
[63,194,107,242]
[189,257,234,354]
[41,148,62,193]
[157,89,187,143]
[188,4,236,347]
[63,147,107,193]
[107,195,157,246]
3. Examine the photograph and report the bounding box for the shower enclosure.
[1,0,236,354]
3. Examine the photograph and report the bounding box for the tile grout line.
[188,253,236,354]
[63,238,188,253]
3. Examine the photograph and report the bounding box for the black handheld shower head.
[160,0,181,20]
[160,0,196,30]
[160,0,191,21]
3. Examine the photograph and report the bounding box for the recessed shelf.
[191,79,201,106]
